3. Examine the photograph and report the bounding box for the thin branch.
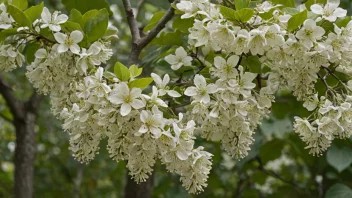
[138,3,176,48]
[0,76,24,120]
[136,0,146,17]
[256,157,304,190]
[122,0,141,43]
[25,91,44,114]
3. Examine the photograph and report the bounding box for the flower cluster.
[0,3,213,193]
[2,0,352,194]
[171,0,352,157]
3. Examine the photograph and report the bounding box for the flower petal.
[54,32,67,44]
[120,103,131,116]
[130,99,145,109]
[70,30,84,43]
[184,87,198,96]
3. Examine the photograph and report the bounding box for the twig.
[256,157,304,190]
[122,0,141,43]
[0,76,24,120]
[136,0,146,17]
[122,0,178,65]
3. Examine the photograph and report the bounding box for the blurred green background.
[1,0,352,197]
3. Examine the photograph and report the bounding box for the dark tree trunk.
[124,173,154,198]
[14,111,37,198]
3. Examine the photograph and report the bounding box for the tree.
[2,0,352,197]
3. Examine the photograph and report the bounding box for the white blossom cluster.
[2,0,352,193]
[0,3,213,194]
[171,0,352,157]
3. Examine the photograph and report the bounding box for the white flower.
[248,29,267,55]
[265,24,285,47]
[296,19,325,48]
[211,55,239,80]
[185,74,218,104]
[176,1,199,19]
[40,7,68,32]
[165,47,192,70]
[77,43,102,74]
[143,86,168,107]
[54,30,84,54]
[310,0,347,22]
[233,29,250,55]
[0,4,14,29]
[34,48,48,59]
[303,94,319,111]
[108,82,145,116]
[138,106,165,138]
[151,73,181,97]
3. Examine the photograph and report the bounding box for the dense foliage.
[1,0,352,197]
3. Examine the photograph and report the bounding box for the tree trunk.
[14,111,37,198]
[124,172,154,198]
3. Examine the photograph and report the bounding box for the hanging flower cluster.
[169,0,352,159]
[1,0,352,194]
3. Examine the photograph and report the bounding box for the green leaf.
[144,12,165,32]
[236,8,255,22]
[336,17,351,28]
[172,16,194,34]
[326,145,352,172]
[326,184,352,198]
[70,9,83,24]
[61,21,82,32]
[114,62,131,82]
[0,28,18,41]
[129,65,143,78]
[83,9,109,43]
[271,0,295,7]
[24,2,44,23]
[128,78,153,89]
[62,0,112,15]
[11,0,28,10]
[219,6,254,23]
[7,4,31,27]
[287,10,307,31]
[241,55,261,74]
[151,30,183,46]
[259,139,285,164]
[282,7,299,15]
[219,5,239,23]
[234,0,249,10]
[25,42,41,64]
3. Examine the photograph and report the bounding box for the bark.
[124,172,154,198]
[14,112,36,198]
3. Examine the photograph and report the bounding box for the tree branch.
[122,0,177,65]
[256,157,304,190]
[138,4,176,49]
[122,0,141,43]
[0,76,24,120]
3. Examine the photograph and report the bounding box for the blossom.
[165,47,192,70]
[296,19,325,48]
[311,0,347,22]
[77,43,102,74]
[211,55,239,80]
[151,73,181,97]
[248,29,267,55]
[40,7,68,31]
[0,4,14,29]
[138,106,165,138]
[143,86,168,107]
[108,82,145,116]
[184,74,218,104]
[54,30,84,54]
